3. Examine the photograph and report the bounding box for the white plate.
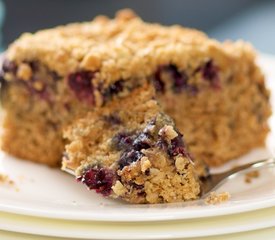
[0,54,275,222]
[0,206,274,239]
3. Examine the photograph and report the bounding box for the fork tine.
[201,158,275,197]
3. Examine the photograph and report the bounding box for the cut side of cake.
[0,9,271,168]
[63,86,202,203]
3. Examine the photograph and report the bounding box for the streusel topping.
[6,9,255,87]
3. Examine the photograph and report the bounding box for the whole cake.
[63,85,202,203]
[0,9,271,170]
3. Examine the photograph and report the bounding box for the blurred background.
[0,0,274,54]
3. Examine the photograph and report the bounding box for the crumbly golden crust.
[5,9,254,87]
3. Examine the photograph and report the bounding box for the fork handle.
[220,157,275,179]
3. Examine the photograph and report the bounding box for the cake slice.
[62,86,203,203]
[0,9,271,167]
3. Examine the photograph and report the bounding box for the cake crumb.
[244,170,259,183]
[0,173,15,186]
[112,180,127,196]
[0,173,19,191]
[204,192,231,205]
[158,125,178,141]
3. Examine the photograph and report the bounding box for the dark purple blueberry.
[103,114,122,125]
[102,80,125,104]
[27,61,40,72]
[153,68,165,93]
[0,69,6,86]
[154,64,189,93]
[167,64,188,93]
[103,80,124,99]
[143,119,156,134]
[157,129,190,158]
[0,74,5,85]
[168,133,188,157]
[144,169,150,176]
[201,60,220,88]
[2,59,17,74]
[130,181,144,190]
[108,80,124,95]
[118,150,144,170]
[78,167,115,196]
[50,71,62,81]
[156,138,169,151]
[111,132,134,151]
[68,71,95,105]
[133,132,151,151]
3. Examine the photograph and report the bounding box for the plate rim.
[0,206,275,239]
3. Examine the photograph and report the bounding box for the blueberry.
[201,60,220,88]
[167,64,188,93]
[111,132,134,151]
[68,71,95,105]
[108,80,124,95]
[2,59,17,74]
[103,80,124,99]
[153,64,189,94]
[168,134,187,157]
[78,167,115,196]
[103,114,122,125]
[118,150,144,170]
[27,61,40,72]
[153,68,165,93]
[133,132,151,151]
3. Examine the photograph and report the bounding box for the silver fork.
[201,158,275,197]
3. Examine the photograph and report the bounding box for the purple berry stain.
[167,64,188,93]
[201,60,220,89]
[103,114,122,125]
[68,71,95,105]
[168,133,187,157]
[111,132,134,151]
[153,64,191,94]
[153,67,165,93]
[2,59,17,74]
[78,167,115,196]
[118,150,144,170]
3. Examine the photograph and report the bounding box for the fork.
[200,158,275,197]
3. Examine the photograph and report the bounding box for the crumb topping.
[204,191,231,205]
[244,170,260,183]
[5,9,256,86]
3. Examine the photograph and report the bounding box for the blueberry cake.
[63,86,201,203]
[0,9,271,167]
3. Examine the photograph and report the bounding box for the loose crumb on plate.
[244,170,259,183]
[0,173,19,191]
[0,173,15,186]
[204,192,231,205]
